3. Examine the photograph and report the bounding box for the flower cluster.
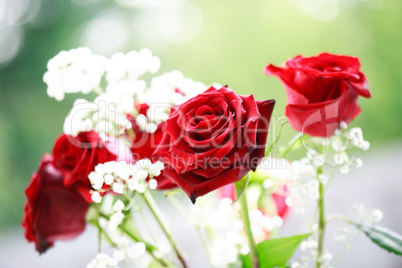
[24,49,395,268]
[89,160,164,203]
[43,47,108,101]
[190,191,286,267]
[63,95,135,137]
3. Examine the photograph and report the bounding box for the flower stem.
[315,168,325,268]
[240,191,259,268]
[142,190,188,268]
[98,212,173,267]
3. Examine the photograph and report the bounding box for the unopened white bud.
[372,209,383,222]
[354,158,363,168]
[113,200,125,212]
[91,191,102,203]
[104,174,114,185]
[149,179,158,190]
[340,121,348,130]
[340,165,350,174]
[112,183,125,194]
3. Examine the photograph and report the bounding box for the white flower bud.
[354,158,363,168]
[91,191,102,203]
[112,183,125,194]
[340,165,350,174]
[372,209,383,222]
[104,174,114,185]
[340,121,348,130]
[127,242,146,259]
[127,179,138,191]
[113,200,125,212]
[263,179,275,189]
[149,179,158,190]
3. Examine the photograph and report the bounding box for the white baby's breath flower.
[87,252,120,268]
[113,200,125,212]
[149,179,158,190]
[44,48,107,101]
[106,49,160,84]
[91,191,102,203]
[127,242,146,259]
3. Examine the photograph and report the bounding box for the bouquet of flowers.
[22,48,402,267]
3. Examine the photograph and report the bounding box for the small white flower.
[113,250,125,262]
[127,242,146,259]
[133,169,148,181]
[109,212,124,230]
[340,165,350,174]
[104,174,114,185]
[340,121,348,130]
[263,179,275,189]
[372,209,383,223]
[149,179,158,190]
[318,174,329,185]
[112,183,125,194]
[127,179,139,191]
[91,191,102,203]
[113,200,125,212]
[353,158,363,168]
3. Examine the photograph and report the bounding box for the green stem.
[280,133,305,158]
[98,212,173,267]
[240,191,259,268]
[142,190,188,268]
[93,86,104,95]
[315,168,325,268]
[167,195,214,267]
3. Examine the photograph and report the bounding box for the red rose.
[52,131,118,202]
[153,86,275,202]
[265,53,371,137]
[127,103,177,189]
[22,154,88,253]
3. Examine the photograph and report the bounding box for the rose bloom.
[154,86,275,202]
[52,131,117,202]
[265,53,371,137]
[22,154,88,253]
[127,103,177,189]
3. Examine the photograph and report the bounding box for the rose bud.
[22,154,88,253]
[265,53,370,137]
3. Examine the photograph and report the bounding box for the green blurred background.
[0,0,401,229]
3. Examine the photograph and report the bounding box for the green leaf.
[242,233,311,268]
[232,174,250,204]
[352,222,402,256]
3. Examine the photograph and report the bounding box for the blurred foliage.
[0,0,401,229]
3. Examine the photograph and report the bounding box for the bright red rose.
[127,103,177,189]
[22,154,88,253]
[265,53,371,137]
[52,131,118,202]
[153,86,275,202]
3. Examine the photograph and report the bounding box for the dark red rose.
[52,131,118,202]
[265,53,370,137]
[22,154,88,253]
[126,103,177,189]
[153,86,275,202]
